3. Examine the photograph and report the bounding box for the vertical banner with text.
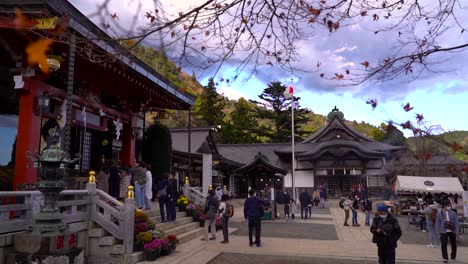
[463,191,468,217]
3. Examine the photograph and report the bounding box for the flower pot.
[186,210,193,217]
[145,250,160,261]
[161,248,172,256]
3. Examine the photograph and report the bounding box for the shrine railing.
[183,185,207,206]
[0,183,135,254]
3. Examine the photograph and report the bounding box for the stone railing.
[0,183,135,254]
[183,185,207,206]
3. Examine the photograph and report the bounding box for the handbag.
[444,221,456,232]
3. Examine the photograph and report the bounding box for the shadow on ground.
[230,221,338,240]
[208,253,421,264]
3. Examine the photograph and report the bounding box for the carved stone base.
[6,247,83,264]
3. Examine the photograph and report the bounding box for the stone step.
[89,238,125,257]
[163,222,200,237]
[88,228,108,238]
[87,255,124,264]
[156,217,194,232]
[98,236,121,246]
[123,251,144,264]
[149,211,186,223]
[178,227,204,244]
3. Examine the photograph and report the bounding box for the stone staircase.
[87,209,204,264]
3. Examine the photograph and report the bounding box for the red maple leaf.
[366,99,377,110]
[403,102,414,112]
[401,121,412,129]
[423,152,432,161]
[416,113,424,122]
[451,142,462,153]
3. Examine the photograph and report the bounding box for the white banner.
[463,191,468,217]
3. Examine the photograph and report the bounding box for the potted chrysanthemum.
[143,238,163,261]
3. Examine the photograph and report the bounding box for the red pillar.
[13,78,43,189]
[121,115,136,166]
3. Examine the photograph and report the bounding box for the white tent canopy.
[395,175,464,194]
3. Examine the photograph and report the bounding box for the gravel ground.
[208,253,427,264]
[230,221,338,240]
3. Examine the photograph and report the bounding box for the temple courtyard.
[138,200,468,264]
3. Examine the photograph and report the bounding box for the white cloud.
[218,86,246,101]
[334,45,358,53]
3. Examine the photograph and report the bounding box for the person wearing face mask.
[437,201,460,263]
[370,204,402,264]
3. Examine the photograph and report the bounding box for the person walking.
[218,194,230,243]
[284,190,291,219]
[166,174,178,221]
[130,161,147,210]
[299,189,311,219]
[422,200,439,247]
[144,164,153,210]
[319,186,326,208]
[437,201,459,263]
[275,188,286,219]
[370,204,402,264]
[343,196,352,226]
[363,198,373,226]
[312,189,320,207]
[156,173,169,223]
[202,190,219,241]
[244,189,264,247]
[351,197,360,226]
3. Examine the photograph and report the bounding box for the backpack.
[430,208,438,223]
[339,198,345,209]
[226,203,234,218]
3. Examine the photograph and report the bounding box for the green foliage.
[370,123,387,142]
[193,78,225,127]
[222,98,260,144]
[250,82,310,142]
[143,123,172,180]
[407,130,468,161]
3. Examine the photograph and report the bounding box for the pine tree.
[143,123,172,184]
[193,78,225,126]
[250,81,309,142]
[222,98,260,143]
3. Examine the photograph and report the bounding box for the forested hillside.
[132,45,383,143]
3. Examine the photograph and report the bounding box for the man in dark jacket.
[299,189,311,219]
[370,204,402,264]
[244,189,264,247]
[166,174,178,222]
[275,189,286,219]
[156,173,168,223]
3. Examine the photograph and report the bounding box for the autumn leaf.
[215,3,222,9]
[360,11,367,16]
[201,46,206,51]
[416,113,424,122]
[320,73,324,78]
[309,7,321,17]
[345,69,350,74]
[241,18,248,24]
[171,31,176,38]
[26,38,54,74]
[334,73,344,80]
[14,8,28,28]
[309,17,316,23]
[124,40,134,46]
[180,87,187,93]
[361,61,369,68]
[266,61,273,66]
[403,102,414,112]
[451,142,463,153]
[111,12,118,20]
[401,121,412,129]
[373,14,379,21]
[205,31,210,36]
[366,99,377,110]
[423,152,432,161]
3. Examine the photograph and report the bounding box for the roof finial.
[327,106,344,120]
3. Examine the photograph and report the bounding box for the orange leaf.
[180,87,187,93]
[14,8,28,28]
[361,61,369,68]
[451,142,462,153]
[26,38,54,74]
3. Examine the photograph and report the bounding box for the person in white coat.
[144,165,153,210]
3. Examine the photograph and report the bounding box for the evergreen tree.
[193,78,225,126]
[143,123,172,185]
[250,81,309,142]
[222,98,260,144]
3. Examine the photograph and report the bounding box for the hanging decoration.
[113,117,122,140]
[81,106,87,130]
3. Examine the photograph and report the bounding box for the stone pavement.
[139,200,468,264]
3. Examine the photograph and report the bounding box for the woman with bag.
[201,190,219,241]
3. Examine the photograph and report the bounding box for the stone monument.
[8,133,83,264]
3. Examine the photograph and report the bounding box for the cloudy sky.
[70,0,468,133]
